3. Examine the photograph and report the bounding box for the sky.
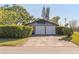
[0,4,79,25]
[21,4,79,25]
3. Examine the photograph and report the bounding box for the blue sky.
[21,4,79,25]
[21,4,79,23]
[21,4,79,19]
[0,4,79,24]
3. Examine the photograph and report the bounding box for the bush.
[63,27,73,37]
[56,26,73,36]
[60,36,72,41]
[0,25,33,38]
[71,32,79,45]
[56,26,64,35]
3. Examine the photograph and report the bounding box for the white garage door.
[46,26,56,35]
[35,26,45,35]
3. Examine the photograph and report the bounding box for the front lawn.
[71,32,79,45]
[0,38,27,46]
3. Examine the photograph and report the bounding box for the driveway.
[23,36,77,47]
[0,36,78,54]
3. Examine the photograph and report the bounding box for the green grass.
[71,32,79,45]
[0,38,27,46]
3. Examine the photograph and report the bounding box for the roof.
[26,19,59,26]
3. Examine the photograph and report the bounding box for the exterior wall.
[28,22,57,35]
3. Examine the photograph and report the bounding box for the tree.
[45,7,50,20]
[51,16,60,24]
[41,6,45,19]
[69,20,77,31]
[41,6,50,20]
[3,4,9,9]
[0,4,31,25]
[10,4,30,24]
[0,9,18,24]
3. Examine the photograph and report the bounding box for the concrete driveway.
[23,36,77,47]
[0,36,79,54]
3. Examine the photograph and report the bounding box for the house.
[27,19,58,35]
[26,6,58,35]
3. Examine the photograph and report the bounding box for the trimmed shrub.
[56,26,73,36]
[57,26,73,41]
[63,27,73,37]
[60,27,73,41]
[60,36,72,41]
[56,26,64,35]
[0,25,33,38]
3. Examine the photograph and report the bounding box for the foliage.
[0,25,33,38]
[0,9,18,24]
[69,20,77,31]
[51,16,60,24]
[0,4,32,25]
[71,32,79,45]
[63,27,73,37]
[0,38,27,46]
[60,36,72,41]
[59,27,73,41]
[75,26,79,32]
[56,26,64,35]
[56,26,73,36]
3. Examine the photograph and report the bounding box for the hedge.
[63,27,73,37]
[56,26,64,35]
[56,26,73,36]
[0,25,33,38]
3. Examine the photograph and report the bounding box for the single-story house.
[26,19,58,35]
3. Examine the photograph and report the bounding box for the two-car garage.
[27,19,58,35]
[35,26,56,35]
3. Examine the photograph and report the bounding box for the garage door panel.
[35,26,56,35]
[46,26,56,34]
[35,26,45,35]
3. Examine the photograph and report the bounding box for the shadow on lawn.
[0,38,23,43]
[59,36,72,41]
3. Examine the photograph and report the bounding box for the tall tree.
[0,4,31,25]
[41,6,45,19]
[50,16,60,24]
[41,6,50,20]
[69,20,77,31]
[11,4,30,24]
[0,8,18,24]
[3,4,9,9]
[45,7,50,20]
[64,18,69,27]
